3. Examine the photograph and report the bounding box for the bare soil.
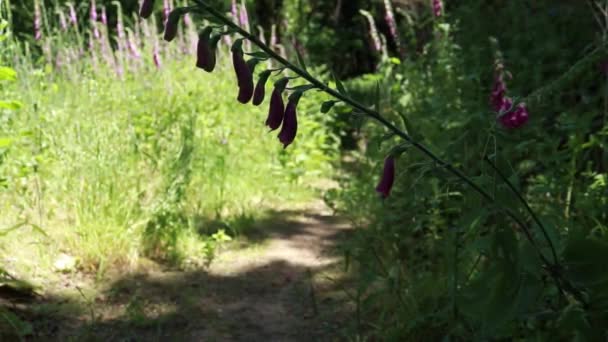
[1,201,354,341]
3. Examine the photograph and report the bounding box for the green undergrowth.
[0,34,337,285]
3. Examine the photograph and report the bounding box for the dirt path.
[6,201,353,341]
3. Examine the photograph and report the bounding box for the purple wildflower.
[68,3,78,26]
[163,9,181,42]
[231,0,238,22]
[278,101,298,148]
[101,6,107,25]
[432,0,443,17]
[376,156,395,198]
[383,0,404,57]
[153,44,162,69]
[196,29,216,72]
[499,103,529,129]
[127,32,141,59]
[266,88,285,130]
[90,0,97,21]
[253,70,272,106]
[58,11,68,31]
[163,0,171,25]
[139,0,155,19]
[361,10,381,53]
[34,1,42,41]
[232,42,254,103]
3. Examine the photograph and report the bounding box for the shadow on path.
[2,203,355,341]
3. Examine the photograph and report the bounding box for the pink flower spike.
[68,3,78,25]
[90,0,98,21]
[432,0,443,17]
[376,156,396,198]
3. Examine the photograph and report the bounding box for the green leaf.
[0,66,17,81]
[0,137,12,148]
[246,51,269,59]
[563,237,608,304]
[333,72,348,95]
[0,100,22,110]
[320,100,338,113]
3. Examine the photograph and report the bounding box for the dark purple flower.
[376,156,395,198]
[163,10,181,42]
[490,73,508,112]
[499,103,529,129]
[232,47,254,103]
[196,29,216,72]
[266,88,285,130]
[139,0,155,19]
[432,0,443,17]
[278,101,298,148]
[253,70,272,106]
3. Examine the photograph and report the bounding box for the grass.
[0,3,337,286]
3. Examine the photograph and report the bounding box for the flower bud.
[253,70,272,106]
[278,100,298,148]
[376,156,395,198]
[139,0,155,19]
[232,42,255,103]
[266,88,285,130]
[163,9,182,42]
[196,28,216,72]
[266,78,290,130]
[499,103,529,129]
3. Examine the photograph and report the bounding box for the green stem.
[484,156,559,265]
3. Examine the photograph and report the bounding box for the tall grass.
[0,0,337,279]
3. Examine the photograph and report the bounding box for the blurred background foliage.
[1,0,607,339]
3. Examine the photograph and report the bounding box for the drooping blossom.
[266,87,286,130]
[432,0,443,17]
[490,62,530,129]
[196,28,216,72]
[278,100,298,148]
[34,0,42,41]
[490,72,509,112]
[232,41,254,103]
[376,156,395,198]
[499,103,529,129]
[139,0,155,19]
[163,9,181,42]
[253,70,272,106]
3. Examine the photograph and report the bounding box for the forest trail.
[4,200,353,341]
